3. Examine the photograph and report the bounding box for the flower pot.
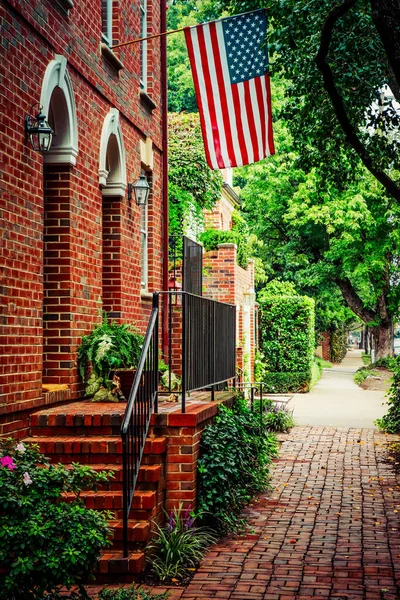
[110,370,137,399]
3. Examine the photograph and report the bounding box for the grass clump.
[146,504,216,583]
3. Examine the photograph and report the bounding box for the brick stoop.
[26,401,167,582]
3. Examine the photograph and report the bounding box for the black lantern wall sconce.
[128,171,150,205]
[25,104,53,153]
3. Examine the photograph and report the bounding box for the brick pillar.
[102,197,122,318]
[321,331,331,362]
[43,165,74,385]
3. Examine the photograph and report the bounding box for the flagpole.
[160,0,170,363]
[111,26,187,49]
[110,8,268,50]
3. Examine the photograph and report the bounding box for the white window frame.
[140,202,148,289]
[140,0,147,89]
[102,0,113,46]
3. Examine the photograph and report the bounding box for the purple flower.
[1,456,16,470]
[166,511,176,533]
[184,505,195,530]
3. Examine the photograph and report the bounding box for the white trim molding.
[98,108,127,197]
[40,55,78,165]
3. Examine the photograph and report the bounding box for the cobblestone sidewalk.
[177,426,400,600]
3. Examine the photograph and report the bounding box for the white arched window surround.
[40,55,78,165]
[98,108,127,198]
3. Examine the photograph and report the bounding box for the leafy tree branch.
[315,0,400,203]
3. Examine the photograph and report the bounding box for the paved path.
[178,427,400,600]
[291,351,388,428]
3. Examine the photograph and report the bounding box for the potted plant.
[78,316,144,401]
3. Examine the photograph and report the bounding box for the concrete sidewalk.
[291,350,388,428]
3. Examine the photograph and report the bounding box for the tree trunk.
[369,0,400,102]
[371,319,394,360]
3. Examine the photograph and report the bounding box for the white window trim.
[102,0,113,46]
[140,203,148,289]
[140,0,147,89]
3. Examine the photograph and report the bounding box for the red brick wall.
[0,0,164,437]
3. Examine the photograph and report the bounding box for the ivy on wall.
[169,113,222,239]
[329,327,348,363]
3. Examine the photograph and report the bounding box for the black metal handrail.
[121,293,159,557]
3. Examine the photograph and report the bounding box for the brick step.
[95,550,145,581]
[24,436,167,464]
[62,490,156,518]
[30,426,122,437]
[30,401,125,431]
[109,520,151,546]
[63,464,162,491]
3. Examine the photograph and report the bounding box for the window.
[140,202,148,288]
[140,0,147,88]
[102,0,112,45]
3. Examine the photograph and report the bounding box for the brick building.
[0,0,166,438]
[203,169,257,382]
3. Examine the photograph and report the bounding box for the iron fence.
[162,291,236,412]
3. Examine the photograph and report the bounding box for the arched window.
[40,55,78,165]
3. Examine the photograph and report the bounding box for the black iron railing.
[121,293,159,557]
[162,291,236,412]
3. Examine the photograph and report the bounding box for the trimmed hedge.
[261,372,311,393]
[258,281,315,393]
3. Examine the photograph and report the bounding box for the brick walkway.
[175,426,400,600]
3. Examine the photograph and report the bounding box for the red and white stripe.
[185,20,275,170]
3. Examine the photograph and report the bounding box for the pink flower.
[23,472,32,486]
[16,443,25,453]
[1,456,16,470]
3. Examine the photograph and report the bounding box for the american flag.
[184,9,275,170]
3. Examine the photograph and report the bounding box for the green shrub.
[257,281,315,393]
[261,372,311,393]
[99,586,169,600]
[78,316,144,395]
[146,504,216,582]
[197,398,278,533]
[375,357,400,433]
[200,209,263,272]
[0,440,112,600]
[372,357,397,371]
[354,367,374,386]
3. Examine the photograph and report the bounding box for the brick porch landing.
[24,390,235,582]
